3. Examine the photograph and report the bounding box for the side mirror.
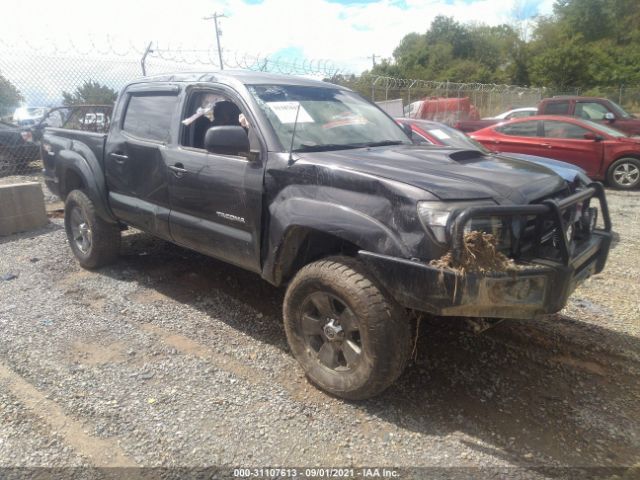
[584,132,604,141]
[204,126,250,157]
[604,112,615,122]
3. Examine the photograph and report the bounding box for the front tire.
[64,190,120,269]
[607,158,640,190]
[283,257,411,400]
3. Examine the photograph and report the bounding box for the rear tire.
[64,190,120,269]
[606,157,640,190]
[283,256,411,400]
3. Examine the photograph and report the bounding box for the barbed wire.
[149,46,344,77]
[2,36,640,179]
[340,74,546,95]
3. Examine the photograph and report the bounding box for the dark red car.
[470,115,640,189]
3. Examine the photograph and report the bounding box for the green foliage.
[528,0,640,88]
[369,0,640,90]
[373,15,523,84]
[0,72,23,111]
[62,80,117,106]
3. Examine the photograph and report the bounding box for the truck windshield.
[247,84,411,152]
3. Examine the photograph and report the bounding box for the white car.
[12,106,50,126]
[482,107,538,120]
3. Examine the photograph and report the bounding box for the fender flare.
[263,197,410,285]
[55,143,117,223]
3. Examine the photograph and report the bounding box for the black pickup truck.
[43,71,612,399]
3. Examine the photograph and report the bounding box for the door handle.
[540,143,552,148]
[168,164,188,176]
[110,152,128,164]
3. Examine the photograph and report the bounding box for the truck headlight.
[417,200,496,243]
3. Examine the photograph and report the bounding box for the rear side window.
[496,121,539,137]
[543,121,590,139]
[123,93,178,142]
[544,101,570,115]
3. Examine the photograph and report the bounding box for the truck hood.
[499,153,591,184]
[298,145,566,204]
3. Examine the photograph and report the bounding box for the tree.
[527,0,640,88]
[361,0,640,95]
[0,72,23,112]
[371,16,523,84]
[62,80,117,106]
[529,35,592,87]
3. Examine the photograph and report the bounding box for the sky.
[2,0,555,74]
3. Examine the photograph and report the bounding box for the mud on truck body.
[42,71,612,399]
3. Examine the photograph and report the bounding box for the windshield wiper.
[360,140,405,147]
[293,143,365,152]
[293,140,405,152]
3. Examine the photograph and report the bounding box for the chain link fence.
[331,74,545,121]
[2,38,640,180]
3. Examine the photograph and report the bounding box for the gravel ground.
[0,184,638,479]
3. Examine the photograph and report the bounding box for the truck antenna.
[288,103,301,165]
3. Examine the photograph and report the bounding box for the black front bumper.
[359,183,612,320]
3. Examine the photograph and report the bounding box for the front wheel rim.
[300,291,363,372]
[613,162,640,186]
[69,206,92,254]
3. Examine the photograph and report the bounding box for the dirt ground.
[0,185,638,479]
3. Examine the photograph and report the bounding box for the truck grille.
[450,183,609,267]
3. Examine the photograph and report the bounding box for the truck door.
[165,87,264,273]
[104,86,180,239]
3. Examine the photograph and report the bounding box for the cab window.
[575,102,610,121]
[544,101,570,115]
[122,93,179,143]
[181,91,246,150]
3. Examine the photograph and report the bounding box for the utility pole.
[204,12,226,70]
[368,53,378,69]
[140,42,153,76]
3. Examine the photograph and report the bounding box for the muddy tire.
[606,157,640,190]
[283,256,411,400]
[64,190,120,269]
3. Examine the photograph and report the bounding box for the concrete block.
[0,182,48,236]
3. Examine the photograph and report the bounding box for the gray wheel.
[69,206,93,254]
[607,158,640,190]
[283,257,411,400]
[298,291,364,372]
[64,190,120,269]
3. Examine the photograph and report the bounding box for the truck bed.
[42,129,107,195]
